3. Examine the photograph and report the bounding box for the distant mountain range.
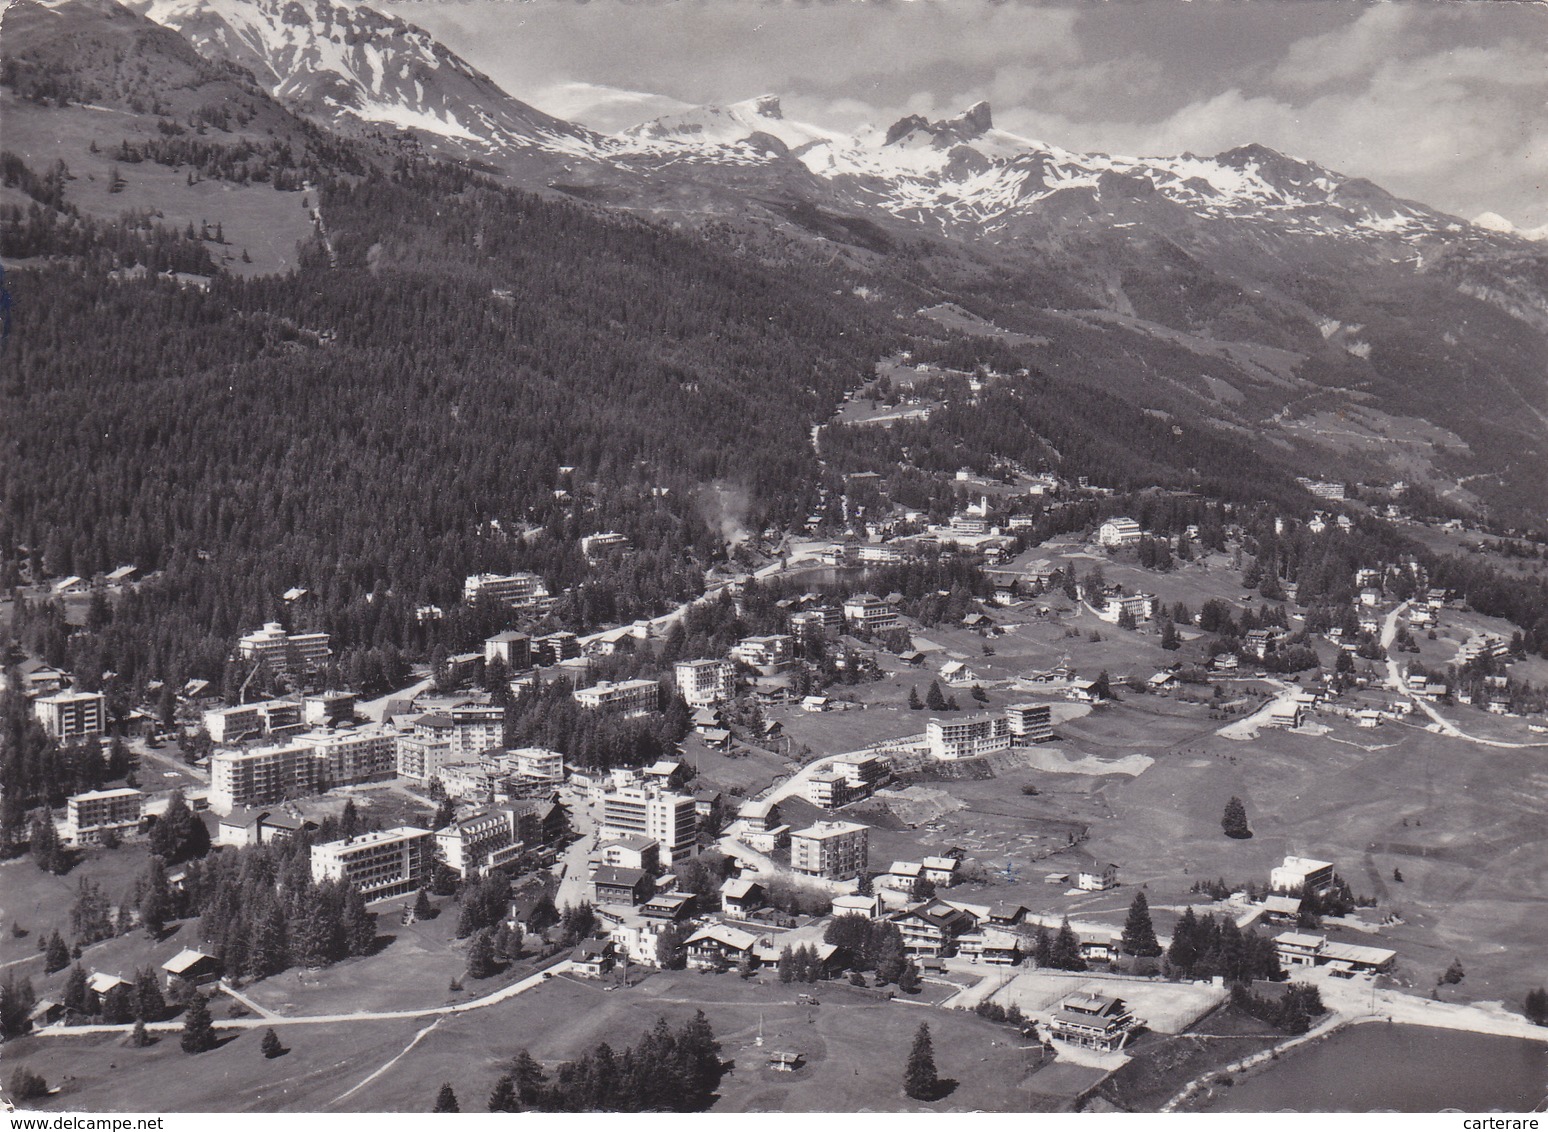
[7,0,1548,521]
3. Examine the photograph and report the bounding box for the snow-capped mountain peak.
[619,94,839,155]
[128,0,605,154]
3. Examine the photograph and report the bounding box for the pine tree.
[413,888,434,920]
[134,967,165,1021]
[897,959,921,994]
[43,929,69,973]
[1052,918,1087,971]
[62,965,87,1015]
[180,993,216,1053]
[1120,891,1162,958]
[130,1018,150,1047]
[1221,795,1251,839]
[30,814,65,875]
[903,1022,938,1101]
[907,686,922,710]
[466,928,497,979]
[488,1074,519,1112]
[260,1027,283,1058]
[510,1049,546,1107]
[433,1083,459,1112]
[1033,924,1053,968]
[1524,987,1548,1026]
[925,681,947,711]
[777,945,794,983]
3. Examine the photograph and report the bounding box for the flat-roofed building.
[790,820,868,880]
[496,746,565,784]
[65,787,143,845]
[462,572,549,607]
[209,743,321,814]
[312,827,434,899]
[574,679,658,717]
[395,732,454,784]
[926,712,1011,760]
[673,659,734,707]
[832,753,890,793]
[447,702,505,759]
[202,699,305,744]
[842,594,899,633]
[302,691,356,727]
[601,787,697,861]
[1006,703,1054,743]
[1270,855,1336,895]
[297,723,397,786]
[806,769,851,809]
[533,631,580,665]
[33,691,106,743]
[731,635,794,671]
[237,622,332,670]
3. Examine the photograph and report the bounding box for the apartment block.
[202,698,304,745]
[841,594,900,633]
[303,691,356,727]
[311,827,434,900]
[1006,703,1054,743]
[790,820,868,880]
[435,808,525,878]
[673,659,734,707]
[730,635,794,670]
[601,787,698,862]
[298,724,398,786]
[395,733,454,784]
[208,743,322,814]
[237,622,332,670]
[462,572,549,607]
[926,712,1012,760]
[573,678,658,717]
[496,747,565,783]
[33,691,106,743]
[484,631,532,671]
[65,787,144,845]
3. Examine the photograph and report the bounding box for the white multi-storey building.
[926,713,1012,760]
[33,691,106,743]
[435,808,525,878]
[730,635,794,670]
[208,743,321,814]
[573,679,658,717]
[842,594,899,633]
[202,699,305,744]
[462,572,549,607]
[601,787,697,862]
[496,747,565,783]
[311,827,434,899]
[673,659,734,707]
[237,622,332,670]
[65,788,144,845]
[298,724,398,786]
[1006,703,1054,743]
[1097,518,1143,547]
[790,820,868,880]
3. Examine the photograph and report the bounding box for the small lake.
[1199,1023,1548,1112]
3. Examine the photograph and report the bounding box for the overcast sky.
[393,0,1548,228]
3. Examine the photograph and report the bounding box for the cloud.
[532,81,694,132]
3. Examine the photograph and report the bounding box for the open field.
[5,100,316,277]
[333,971,1053,1113]
[9,971,1066,1113]
[0,844,153,969]
[683,736,794,795]
[5,1015,431,1113]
